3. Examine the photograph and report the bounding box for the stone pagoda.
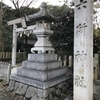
[26,2,56,54]
[7,2,72,100]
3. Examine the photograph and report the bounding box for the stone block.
[64,96,73,100]
[10,74,72,89]
[56,89,61,96]
[15,82,22,90]
[15,82,23,94]
[7,80,15,92]
[25,86,37,98]
[54,97,59,100]
[62,86,67,93]
[28,54,57,62]
[20,84,28,95]
[50,87,56,93]
[37,89,49,98]
[22,61,62,71]
[49,94,53,100]
[58,83,63,89]
[31,94,39,100]
[17,67,67,81]
[39,98,48,100]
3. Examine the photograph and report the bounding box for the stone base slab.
[28,54,57,62]
[22,61,62,70]
[10,74,72,89]
[17,67,67,81]
[7,77,73,100]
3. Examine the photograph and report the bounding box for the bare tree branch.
[10,0,18,9]
[21,0,25,7]
[16,0,19,9]
[10,0,38,9]
[26,0,33,7]
[10,0,39,17]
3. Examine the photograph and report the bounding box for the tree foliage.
[0,2,39,52]
[10,0,39,17]
[1,1,74,55]
[0,2,13,52]
[94,28,100,53]
[49,5,74,56]
[2,1,100,56]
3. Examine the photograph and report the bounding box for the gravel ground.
[0,79,26,100]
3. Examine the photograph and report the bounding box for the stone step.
[10,74,72,89]
[17,67,68,81]
[22,61,62,71]
[28,54,58,62]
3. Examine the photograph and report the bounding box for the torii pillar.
[7,17,26,67]
[74,0,93,100]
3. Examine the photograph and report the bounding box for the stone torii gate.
[7,17,27,67]
[7,17,36,67]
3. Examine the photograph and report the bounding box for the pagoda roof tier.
[26,2,58,22]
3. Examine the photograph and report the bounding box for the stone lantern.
[7,2,71,100]
[26,2,57,54]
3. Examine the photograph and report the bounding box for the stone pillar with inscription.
[74,0,93,100]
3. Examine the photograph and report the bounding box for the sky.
[1,0,100,27]
[1,0,68,8]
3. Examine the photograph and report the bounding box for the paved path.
[0,62,27,100]
[0,89,25,100]
[0,80,14,100]
[0,90,14,100]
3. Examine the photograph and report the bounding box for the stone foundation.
[7,54,73,100]
[7,78,73,100]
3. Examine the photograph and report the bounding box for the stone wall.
[7,78,73,100]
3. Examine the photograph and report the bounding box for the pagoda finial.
[40,2,46,9]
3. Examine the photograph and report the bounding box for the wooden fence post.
[64,55,67,66]
[69,55,72,67]
[93,54,99,80]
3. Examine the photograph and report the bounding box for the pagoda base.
[10,74,72,89]
[7,53,73,100]
[7,74,72,100]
